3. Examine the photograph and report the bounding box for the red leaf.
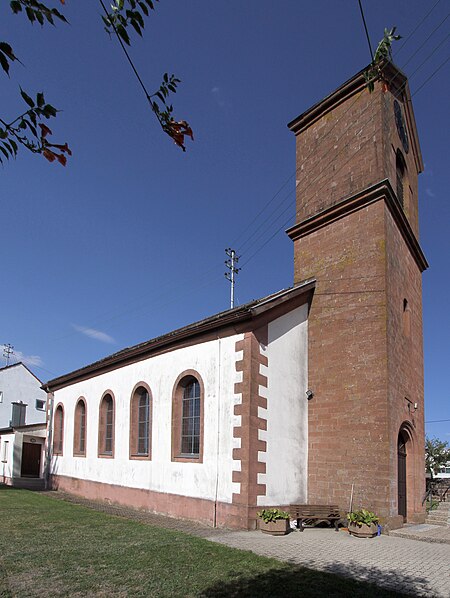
[42,149,56,162]
[39,124,52,138]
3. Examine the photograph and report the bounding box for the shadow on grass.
[199,560,430,597]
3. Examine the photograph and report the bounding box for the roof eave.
[44,280,315,392]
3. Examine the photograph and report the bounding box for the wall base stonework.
[50,475,258,529]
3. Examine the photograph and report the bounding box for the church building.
[44,61,427,530]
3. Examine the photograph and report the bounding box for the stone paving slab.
[389,523,450,545]
[42,491,450,597]
[205,528,450,597]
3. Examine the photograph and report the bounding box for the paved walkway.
[43,491,450,597]
[206,528,450,597]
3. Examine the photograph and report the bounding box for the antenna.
[224,248,241,309]
[3,343,14,366]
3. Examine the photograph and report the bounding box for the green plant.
[364,26,402,93]
[257,508,290,523]
[426,499,439,512]
[347,509,379,527]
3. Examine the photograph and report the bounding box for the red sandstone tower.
[287,62,427,528]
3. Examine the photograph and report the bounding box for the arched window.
[172,372,204,463]
[53,404,64,456]
[396,149,406,208]
[98,392,115,457]
[130,384,152,459]
[73,398,87,456]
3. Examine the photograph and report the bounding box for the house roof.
[0,361,43,384]
[44,279,315,392]
[0,422,47,434]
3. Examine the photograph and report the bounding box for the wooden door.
[398,434,407,520]
[21,442,41,477]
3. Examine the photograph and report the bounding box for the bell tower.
[287,62,427,528]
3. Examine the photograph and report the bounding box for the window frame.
[73,397,87,457]
[171,370,204,463]
[98,391,115,458]
[129,382,153,460]
[35,398,46,411]
[53,403,64,456]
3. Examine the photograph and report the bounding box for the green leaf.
[134,11,144,28]
[20,88,35,108]
[10,1,22,14]
[130,19,142,36]
[138,1,149,16]
[0,144,10,159]
[36,92,45,108]
[35,10,44,26]
[0,42,16,60]
[0,51,10,75]
[25,6,36,23]
[117,25,130,45]
[9,138,18,155]
[43,104,57,118]
[51,9,68,23]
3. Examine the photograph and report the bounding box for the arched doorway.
[398,430,408,520]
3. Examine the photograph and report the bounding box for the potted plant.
[257,508,290,536]
[347,509,379,538]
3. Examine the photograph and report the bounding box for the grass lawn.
[0,487,405,597]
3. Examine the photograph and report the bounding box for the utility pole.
[224,248,240,309]
[3,343,14,367]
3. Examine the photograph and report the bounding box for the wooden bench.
[288,504,341,532]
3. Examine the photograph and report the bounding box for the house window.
[0,391,3,403]
[171,371,204,463]
[98,392,115,457]
[36,399,46,411]
[53,404,64,456]
[73,398,87,456]
[1,441,8,462]
[130,384,152,459]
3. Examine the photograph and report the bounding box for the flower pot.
[260,519,290,536]
[348,521,378,538]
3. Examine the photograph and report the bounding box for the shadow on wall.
[199,560,430,597]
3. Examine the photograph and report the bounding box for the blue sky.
[1,1,448,440]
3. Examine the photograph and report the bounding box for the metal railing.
[423,480,450,510]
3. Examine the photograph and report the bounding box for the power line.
[412,54,450,97]
[41,5,450,345]
[396,0,443,55]
[238,37,450,266]
[98,0,152,103]
[425,419,450,424]
[231,2,445,252]
[400,12,450,71]
[357,0,374,60]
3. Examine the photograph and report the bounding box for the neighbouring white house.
[0,423,47,489]
[0,362,48,489]
[0,362,47,428]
